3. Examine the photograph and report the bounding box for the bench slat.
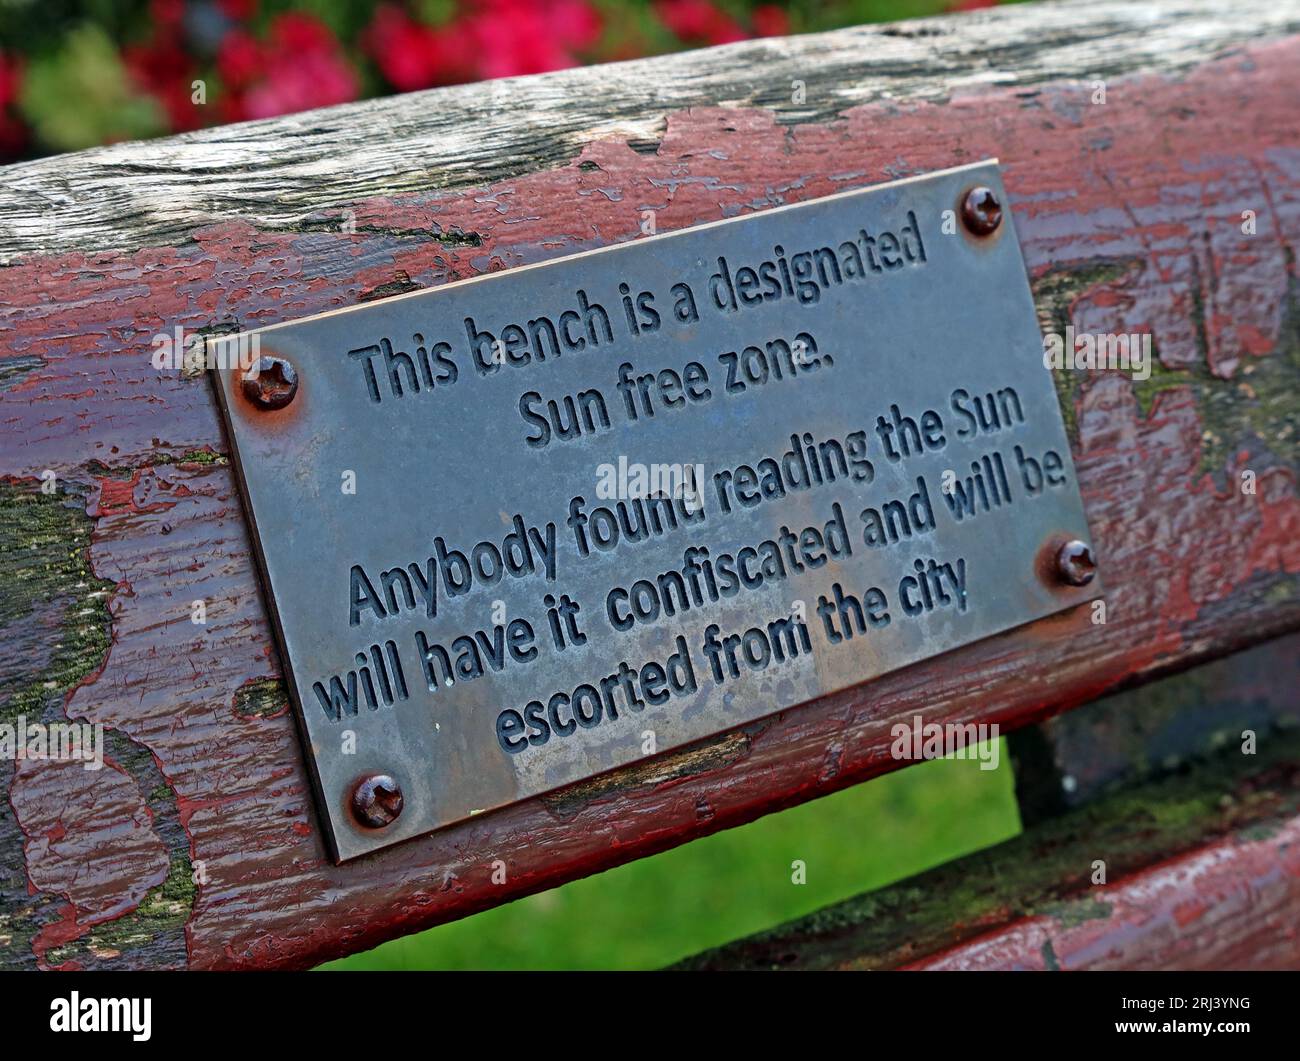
[676,679,1300,971]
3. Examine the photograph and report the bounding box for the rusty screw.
[1055,539,1097,587]
[350,774,403,829]
[241,355,298,410]
[961,186,1003,237]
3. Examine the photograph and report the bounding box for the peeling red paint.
[911,814,1300,970]
[9,758,170,968]
[0,36,1296,970]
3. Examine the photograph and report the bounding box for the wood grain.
[1,0,1298,969]
[2,0,1298,262]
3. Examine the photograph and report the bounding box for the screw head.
[350,774,403,829]
[1056,539,1097,586]
[961,186,1003,236]
[241,355,298,410]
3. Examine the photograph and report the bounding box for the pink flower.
[363,4,447,91]
[124,28,202,132]
[269,12,338,54]
[654,0,748,46]
[217,28,263,91]
[242,51,357,119]
[0,50,25,157]
[752,5,790,38]
[470,12,569,77]
[547,0,603,50]
[150,0,185,29]
[229,13,358,120]
[0,113,24,157]
[466,1,603,79]
[0,49,20,110]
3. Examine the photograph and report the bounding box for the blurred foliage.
[17,24,166,151]
[324,742,1020,970]
[0,0,1004,160]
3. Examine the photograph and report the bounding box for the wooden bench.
[677,635,1300,970]
[1,0,1298,970]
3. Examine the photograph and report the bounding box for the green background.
[324,739,1019,969]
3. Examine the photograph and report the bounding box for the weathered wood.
[1,0,1298,969]
[1012,634,1300,824]
[2,0,1299,262]
[675,713,1300,971]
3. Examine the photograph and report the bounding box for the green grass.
[322,740,1021,970]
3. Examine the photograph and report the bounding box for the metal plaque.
[212,160,1101,861]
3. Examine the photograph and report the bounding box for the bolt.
[961,186,1003,236]
[241,355,298,410]
[350,774,403,829]
[1056,539,1097,586]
